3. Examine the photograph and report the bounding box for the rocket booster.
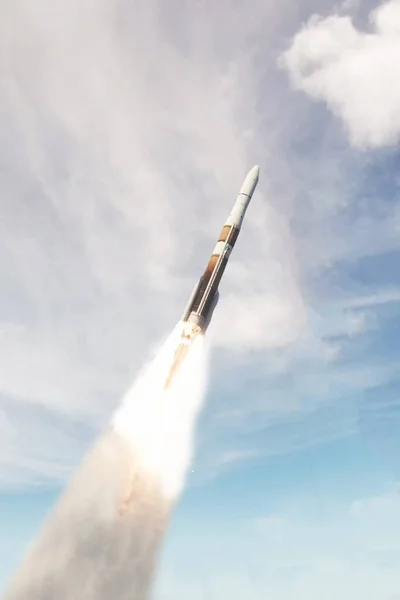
[182,165,260,337]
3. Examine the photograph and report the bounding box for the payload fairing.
[165,166,259,388]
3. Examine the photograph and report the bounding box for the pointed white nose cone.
[240,165,260,197]
[226,165,260,229]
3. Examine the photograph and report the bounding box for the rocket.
[181,165,260,338]
[165,165,260,388]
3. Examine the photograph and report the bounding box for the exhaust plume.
[2,324,208,600]
[114,322,208,502]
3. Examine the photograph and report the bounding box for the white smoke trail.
[2,325,209,600]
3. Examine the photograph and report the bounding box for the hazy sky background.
[1,0,400,598]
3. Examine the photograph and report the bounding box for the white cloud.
[341,287,400,309]
[282,0,400,148]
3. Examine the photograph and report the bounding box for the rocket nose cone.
[248,165,260,182]
[240,165,260,196]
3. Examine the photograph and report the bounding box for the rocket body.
[182,165,260,337]
[164,166,259,388]
[165,166,260,388]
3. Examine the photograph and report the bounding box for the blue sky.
[2,0,400,598]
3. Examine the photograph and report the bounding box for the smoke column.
[2,324,208,600]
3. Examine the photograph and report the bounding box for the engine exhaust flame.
[113,321,208,503]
